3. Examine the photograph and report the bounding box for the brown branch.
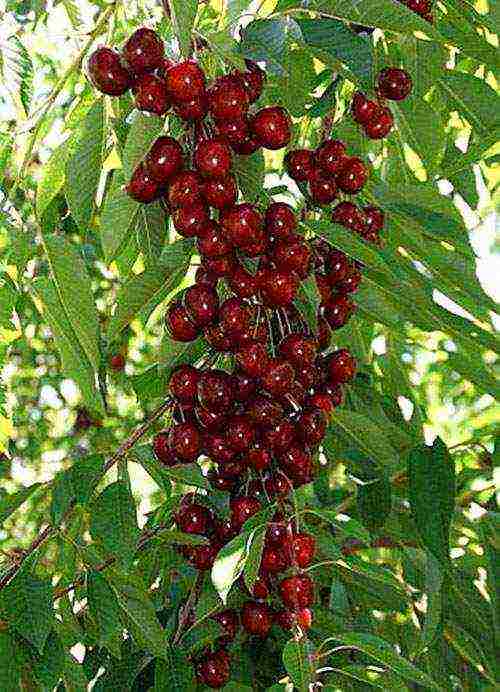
[172,570,205,645]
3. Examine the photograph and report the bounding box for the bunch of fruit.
[352,68,413,140]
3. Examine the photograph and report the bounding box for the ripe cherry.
[126,163,159,203]
[261,546,290,574]
[245,444,272,472]
[202,175,237,209]
[144,136,184,184]
[285,149,314,182]
[235,60,266,102]
[260,269,299,307]
[250,576,270,600]
[265,202,297,239]
[215,118,250,146]
[322,294,356,330]
[265,472,292,498]
[184,284,219,327]
[364,205,384,233]
[196,649,230,689]
[231,371,258,402]
[209,76,249,120]
[261,358,295,397]
[212,609,239,644]
[173,94,209,120]
[166,60,206,102]
[247,395,284,429]
[230,496,261,530]
[317,316,332,351]
[251,106,291,150]
[331,201,366,234]
[197,221,232,258]
[272,236,312,278]
[204,322,233,352]
[363,105,394,139]
[166,301,199,342]
[228,263,257,299]
[231,133,261,155]
[279,333,317,367]
[167,170,202,207]
[220,203,264,251]
[169,364,200,404]
[279,575,314,609]
[279,446,313,486]
[168,422,201,462]
[378,67,413,101]
[153,432,178,466]
[186,541,220,571]
[297,408,327,445]
[133,74,169,115]
[173,202,209,238]
[307,392,334,415]
[88,47,131,96]
[219,297,252,339]
[176,502,211,535]
[291,533,316,568]
[198,370,233,412]
[203,253,235,279]
[326,348,357,384]
[337,267,362,294]
[309,168,338,205]
[297,607,313,629]
[275,609,295,631]
[204,433,235,464]
[226,414,255,452]
[323,382,344,407]
[195,139,232,178]
[109,353,125,371]
[351,92,378,125]
[236,342,270,378]
[196,406,226,432]
[241,601,272,637]
[316,139,347,175]
[336,157,368,194]
[263,419,296,455]
[123,28,164,75]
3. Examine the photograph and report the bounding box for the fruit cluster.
[399,0,433,23]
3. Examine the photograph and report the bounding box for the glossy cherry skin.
[230,496,261,530]
[126,163,159,203]
[326,348,357,384]
[247,395,284,429]
[197,221,232,258]
[261,546,290,574]
[220,203,264,251]
[186,541,221,571]
[251,106,291,150]
[173,202,209,238]
[195,265,218,288]
[212,609,239,644]
[244,444,272,472]
[153,432,178,466]
[279,333,317,368]
[144,136,184,184]
[196,649,230,688]
[241,601,272,637]
[176,502,211,535]
[265,202,297,239]
[236,342,270,378]
[279,575,314,609]
[262,358,295,397]
[316,139,347,176]
[266,522,289,547]
[275,609,295,631]
[195,139,232,179]
[166,60,206,102]
[234,60,266,102]
[262,419,296,455]
[378,67,413,100]
[260,269,299,307]
[202,175,237,209]
[272,236,312,278]
[323,294,356,330]
[285,149,314,182]
[279,446,313,486]
[167,170,202,208]
[228,263,257,299]
[215,118,250,146]
[196,406,226,432]
[307,392,334,415]
[226,414,255,453]
[209,76,249,120]
[133,74,169,115]
[169,365,200,404]
[337,266,362,294]
[198,370,233,412]
[219,297,252,339]
[204,432,235,464]
[166,301,199,342]
[88,47,131,95]
[363,105,394,139]
[173,94,208,121]
[331,201,366,234]
[292,533,316,568]
[364,205,385,233]
[231,371,258,402]
[351,91,378,125]
[184,284,219,327]
[336,157,368,194]
[123,28,164,75]
[109,353,125,371]
[231,132,261,155]
[317,315,332,351]
[168,422,201,462]
[309,168,338,205]
[204,322,233,352]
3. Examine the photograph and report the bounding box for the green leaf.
[87,572,123,658]
[50,471,74,525]
[480,512,500,650]
[137,202,168,268]
[155,648,195,691]
[6,225,33,279]
[0,631,21,690]
[1,573,53,653]
[357,477,392,532]
[294,273,321,333]
[211,532,248,603]
[1,36,34,116]
[100,171,140,264]
[233,149,265,203]
[31,629,66,690]
[243,524,266,592]
[268,47,317,117]
[43,235,101,371]
[164,463,209,489]
[70,454,103,505]
[444,623,497,684]
[408,438,455,564]
[122,113,164,181]
[241,17,303,75]
[65,99,105,230]
[330,409,400,470]
[90,480,139,567]
[0,482,41,525]
[438,71,500,135]
[36,138,73,220]
[168,0,198,57]
[420,554,444,651]
[282,639,315,691]
[156,529,209,546]
[393,97,446,171]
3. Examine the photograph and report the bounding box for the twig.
[173,571,205,645]
[0,525,55,589]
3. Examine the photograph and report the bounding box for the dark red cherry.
[219,297,252,339]
[168,422,201,462]
[363,205,385,233]
[231,371,258,402]
[262,358,295,397]
[279,575,314,609]
[351,91,378,125]
[215,118,250,146]
[184,284,219,327]
[173,202,209,238]
[272,236,312,278]
[307,392,334,415]
[187,541,221,571]
[220,203,264,250]
[241,601,272,637]
[297,408,327,445]
[196,406,226,432]
[167,170,202,207]
[326,348,357,384]
[260,269,299,307]
[266,522,289,546]
[323,382,344,407]
[169,365,200,404]
[316,139,347,175]
[209,76,249,120]
[363,105,394,139]
[247,396,284,429]
[331,201,366,234]
[204,432,235,464]
[204,322,233,352]
[144,136,184,184]
[212,609,239,644]
[265,202,297,239]
[378,67,412,101]
[123,28,164,75]
[173,93,208,120]
[198,369,233,412]
[236,342,269,377]
[250,576,270,600]
[336,266,362,294]
[317,315,332,351]
[292,533,316,568]
[166,60,206,102]
[153,432,178,466]
[231,131,261,155]
[262,419,296,455]
[230,496,261,530]
[279,333,317,368]
[218,458,247,478]
[226,414,255,452]
[87,47,131,95]
[285,149,314,182]
[279,446,313,486]
[323,294,356,330]
[315,273,332,303]
[196,649,230,689]
[202,175,237,209]
[261,546,290,574]
[251,106,291,150]
[235,60,266,102]
[195,139,232,179]
[265,472,292,498]
[176,502,211,535]
[228,263,257,299]
[244,444,272,472]
[195,265,218,288]
[309,168,338,205]
[109,353,125,371]
[203,253,235,279]
[126,163,159,203]
[197,221,232,258]
[166,301,199,342]
[133,74,169,115]
[275,609,295,631]
[336,157,368,194]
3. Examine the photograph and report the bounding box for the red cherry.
[157,57,175,79]
[109,353,125,371]
[196,406,226,432]
[247,395,284,429]
[251,106,291,150]
[197,221,232,258]
[196,649,230,688]
[244,444,272,472]
[173,202,209,238]
[204,432,235,464]
[126,163,159,203]
[326,348,357,384]
[265,202,297,239]
[219,297,252,338]
[203,253,235,278]
[236,342,270,378]
[169,364,200,404]
[231,371,258,403]
[212,609,239,644]
[323,382,344,407]
[275,609,295,631]
[336,266,362,294]
[123,28,164,75]
[173,93,208,121]
[231,133,261,155]
[218,458,247,478]
[215,518,237,544]
[262,358,295,397]
[279,333,317,368]
[168,422,201,462]
[260,269,299,307]
[220,203,264,251]
[153,432,178,466]
[133,74,169,115]
[331,201,366,234]
[363,105,394,139]
[378,67,412,101]
[215,118,250,146]
[241,601,272,637]
[279,575,314,609]
[279,446,313,486]
[234,60,266,102]
[167,170,202,207]
[294,364,320,390]
[285,149,314,182]
[262,419,296,455]
[336,157,368,194]
[261,546,290,574]
[230,496,261,530]
[405,0,431,13]
[209,76,249,120]
[322,294,356,330]
[315,272,332,303]
[317,316,332,351]
[363,205,384,233]
[204,322,233,352]
[272,236,312,278]
[307,392,334,415]
[292,533,316,568]
[250,576,270,600]
[226,414,255,452]
[166,60,206,102]
[265,472,292,498]
[184,284,219,327]
[266,523,289,546]
[198,370,233,412]
[187,541,220,571]
[296,408,327,445]
[316,139,347,175]
[144,136,184,184]
[228,263,257,299]
[325,249,351,288]
[297,608,313,629]
[176,502,211,535]
[87,47,131,96]
[351,91,378,125]
[195,139,233,179]
[202,175,237,209]
[309,168,338,205]
[166,301,200,342]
